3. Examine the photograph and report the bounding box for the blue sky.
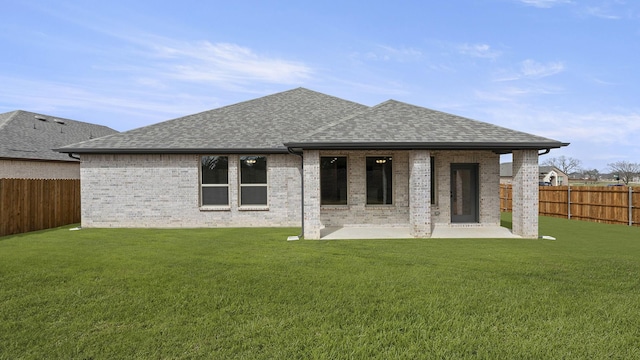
[1,0,639,171]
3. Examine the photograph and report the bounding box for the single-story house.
[0,110,117,179]
[500,162,568,186]
[538,165,568,186]
[57,88,568,239]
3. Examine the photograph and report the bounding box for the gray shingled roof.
[285,100,566,152]
[0,110,118,162]
[58,88,368,154]
[57,88,567,154]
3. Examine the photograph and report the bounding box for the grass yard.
[1,215,639,359]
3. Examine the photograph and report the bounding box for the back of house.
[57,88,567,238]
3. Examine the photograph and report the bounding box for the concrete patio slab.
[431,225,521,239]
[317,225,520,239]
[320,226,412,240]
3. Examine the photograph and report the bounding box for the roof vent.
[54,119,66,125]
[34,115,47,121]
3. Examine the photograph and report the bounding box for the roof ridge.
[0,110,119,161]
[296,105,370,140]
[378,100,560,143]
[119,87,369,138]
[126,88,321,132]
[0,110,19,132]
[1,109,117,132]
[55,130,123,150]
[295,99,412,141]
[295,87,368,108]
[56,87,369,154]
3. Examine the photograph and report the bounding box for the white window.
[239,156,267,206]
[201,156,229,206]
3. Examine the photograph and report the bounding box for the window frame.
[366,156,394,205]
[200,155,230,207]
[320,156,349,206]
[431,156,436,205]
[239,155,268,207]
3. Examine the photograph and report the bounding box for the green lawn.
[1,215,639,359]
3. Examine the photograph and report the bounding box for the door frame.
[450,163,479,223]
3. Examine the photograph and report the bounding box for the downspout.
[287,147,304,239]
[68,153,80,160]
[538,148,550,156]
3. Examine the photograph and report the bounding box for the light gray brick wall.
[80,150,504,235]
[303,150,321,239]
[409,150,431,237]
[0,159,80,179]
[318,150,410,229]
[478,153,502,226]
[431,151,501,226]
[80,154,301,228]
[512,150,539,238]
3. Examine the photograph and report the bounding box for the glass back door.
[451,164,479,223]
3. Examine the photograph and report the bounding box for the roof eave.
[53,147,291,155]
[55,141,570,155]
[284,142,570,152]
[0,156,78,163]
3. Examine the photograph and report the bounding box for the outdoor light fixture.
[245,159,257,165]
[376,159,386,164]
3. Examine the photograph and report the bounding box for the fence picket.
[0,178,80,237]
[2,180,637,237]
[500,184,639,227]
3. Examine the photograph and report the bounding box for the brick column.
[303,150,321,239]
[409,150,431,237]
[512,150,538,238]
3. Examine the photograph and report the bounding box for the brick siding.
[80,154,301,228]
[0,159,80,179]
[430,151,501,227]
[512,150,539,238]
[80,150,510,237]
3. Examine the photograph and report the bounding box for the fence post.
[630,186,633,226]
[567,186,571,220]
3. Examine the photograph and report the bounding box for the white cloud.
[145,41,312,85]
[517,0,573,8]
[520,59,565,78]
[517,0,630,20]
[541,112,640,145]
[352,45,423,63]
[475,85,562,102]
[0,75,221,130]
[458,43,502,59]
[494,59,565,81]
[585,6,622,19]
[478,104,640,168]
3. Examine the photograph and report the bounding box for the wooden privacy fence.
[500,184,639,227]
[0,178,80,237]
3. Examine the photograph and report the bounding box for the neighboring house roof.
[539,166,555,174]
[57,88,568,155]
[0,110,117,162]
[500,163,513,177]
[500,163,567,178]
